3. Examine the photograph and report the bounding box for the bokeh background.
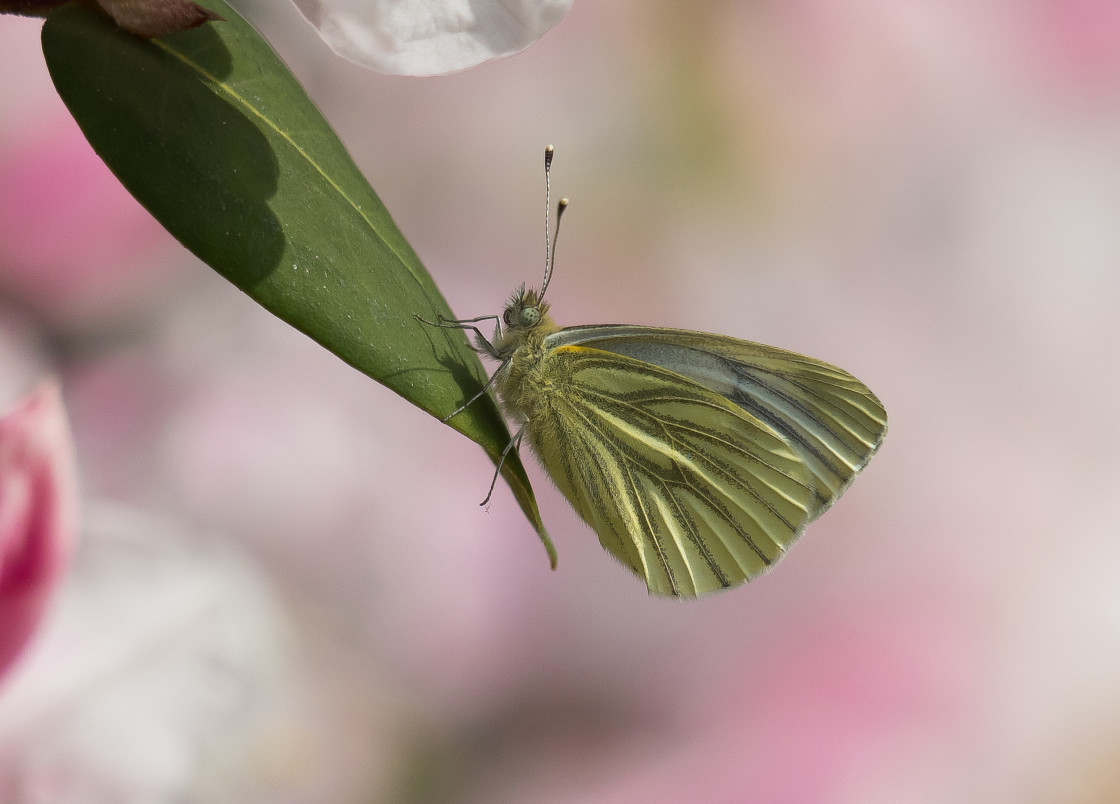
[4,1,1120,801]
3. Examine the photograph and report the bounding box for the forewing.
[549,326,887,519]
[532,345,815,597]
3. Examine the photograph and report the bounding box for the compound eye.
[520,307,540,327]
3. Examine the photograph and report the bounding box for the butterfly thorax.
[492,286,562,422]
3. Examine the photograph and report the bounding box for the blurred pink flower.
[0,383,78,682]
[572,596,975,804]
[1021,0,1120,94]
[0,118,180,328]
[291,0,572,75]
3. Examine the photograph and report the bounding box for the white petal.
[292,0,572,76]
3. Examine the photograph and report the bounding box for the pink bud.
[0,383,78,682]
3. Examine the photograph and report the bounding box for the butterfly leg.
[439,367,505,423]
[482,422,527,506]
[414,314,502,358]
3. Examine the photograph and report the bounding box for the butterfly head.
[492,284,558,356]
[503,285,550,332]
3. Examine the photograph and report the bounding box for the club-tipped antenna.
[539,145,568,302]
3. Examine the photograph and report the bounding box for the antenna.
[539,145,568,302]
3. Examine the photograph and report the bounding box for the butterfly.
[424,147,887,597]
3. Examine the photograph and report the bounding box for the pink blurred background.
[3,1,1120,801]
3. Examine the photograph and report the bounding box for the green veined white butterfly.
[426,147,887,598]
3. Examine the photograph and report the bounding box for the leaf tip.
[540,528,558,570]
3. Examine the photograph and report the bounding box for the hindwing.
[529,344,817,597]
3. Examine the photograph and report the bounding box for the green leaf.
[40,0,554,566]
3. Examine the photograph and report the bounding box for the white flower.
[292,0,572,76]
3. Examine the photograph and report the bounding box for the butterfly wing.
[548,325,888,520]
[527,343,817,597]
